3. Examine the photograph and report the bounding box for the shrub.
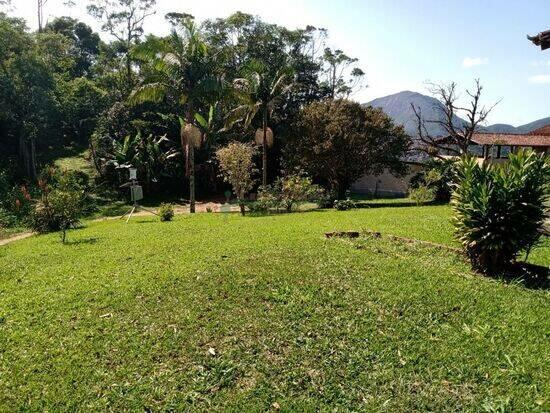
[258,172,325,212]
[409,185,435,206]
[410,159,456,202]
[158,203,174,222]
[333,198,356,211]
[451,150,550,274]
[216,142,257,216]
[247,199,271,215]
[30,187,83,242]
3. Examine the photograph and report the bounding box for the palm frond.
[128,83,168,105]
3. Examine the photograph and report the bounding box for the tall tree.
[411,80,498,157]
[130,14,224,213]
[45,17,101,77]
[0,13,59,179]
[226,60,293,186]
[322,47,365,98]
[37,0,48,32]
[286,99,410,198]
[87,0,156,92]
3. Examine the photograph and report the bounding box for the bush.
[258,172,325,213]
[158,203,174,222]
[410,159,456,203]
[216,142,258,216]
[333,198,356,211]
[30,187,83,242]
[409,185,435,205]
[451,150,550,274]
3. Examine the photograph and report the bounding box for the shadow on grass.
[355,200,448,209]
[497,262,549,290]
[245,208,329,218]
[64,237,100,246]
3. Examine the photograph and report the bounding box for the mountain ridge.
[364,91,550,137]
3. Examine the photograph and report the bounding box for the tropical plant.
[215,142,257,216]
[451,150,550,274]
[225,59,293,186]
[129,14,224,212]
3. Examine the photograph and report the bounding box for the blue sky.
[9,0,550,125]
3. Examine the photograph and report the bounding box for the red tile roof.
[529,125,550,136]
[471,132,550,147]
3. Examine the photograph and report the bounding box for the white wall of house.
[351,165,422,197]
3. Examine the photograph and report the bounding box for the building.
[528,29,550,51]
[439,126,550,161]
[351,126,550,196]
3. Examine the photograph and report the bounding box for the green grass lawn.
[0,205,548,411]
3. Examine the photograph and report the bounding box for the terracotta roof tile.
[529,125,550,136]
[471,133,550,147]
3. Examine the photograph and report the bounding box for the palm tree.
[129,16,223,213]
[226,60,293,187]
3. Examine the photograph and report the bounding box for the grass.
[0,205,548,411]
[0,225,26,241]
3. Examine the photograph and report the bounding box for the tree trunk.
[336,181,349,200]
[239,201,245,216]
[189,144,195,213]
[30,137,37,180]
[262,108,268,187]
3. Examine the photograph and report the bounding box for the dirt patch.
[0,232,34,247]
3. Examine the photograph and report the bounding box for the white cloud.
[528,74,550,84]
[462,57,489,68]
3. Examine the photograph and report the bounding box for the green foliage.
[215,142,257,215]
[158,203,174,222]
[286,99,410,199]
[333,198,357,211]
[30,188,83,243]
[451,150,550,274]
[258,171,325,212]
[29,168,85,242]
[411,159,456,203]
[409,185,435,206]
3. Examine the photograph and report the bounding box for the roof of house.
[529,125,550,136]
[471,132,550,147]
[527,29,550,50]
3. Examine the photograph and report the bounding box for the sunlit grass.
[0,205,548,410]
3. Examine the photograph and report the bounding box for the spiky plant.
[451,150,549,274]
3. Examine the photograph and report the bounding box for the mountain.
[364,91,550,137]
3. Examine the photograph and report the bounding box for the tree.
[411,80,498,157]
[87,0,156,91]
[37,0,48,32]
[215,141,257,215]
[0,13,59,180]
[322,47,365,98]
[226,59,293,186]
[130,15,224,212]
[45,17,101,77]
[286,99,410,198]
